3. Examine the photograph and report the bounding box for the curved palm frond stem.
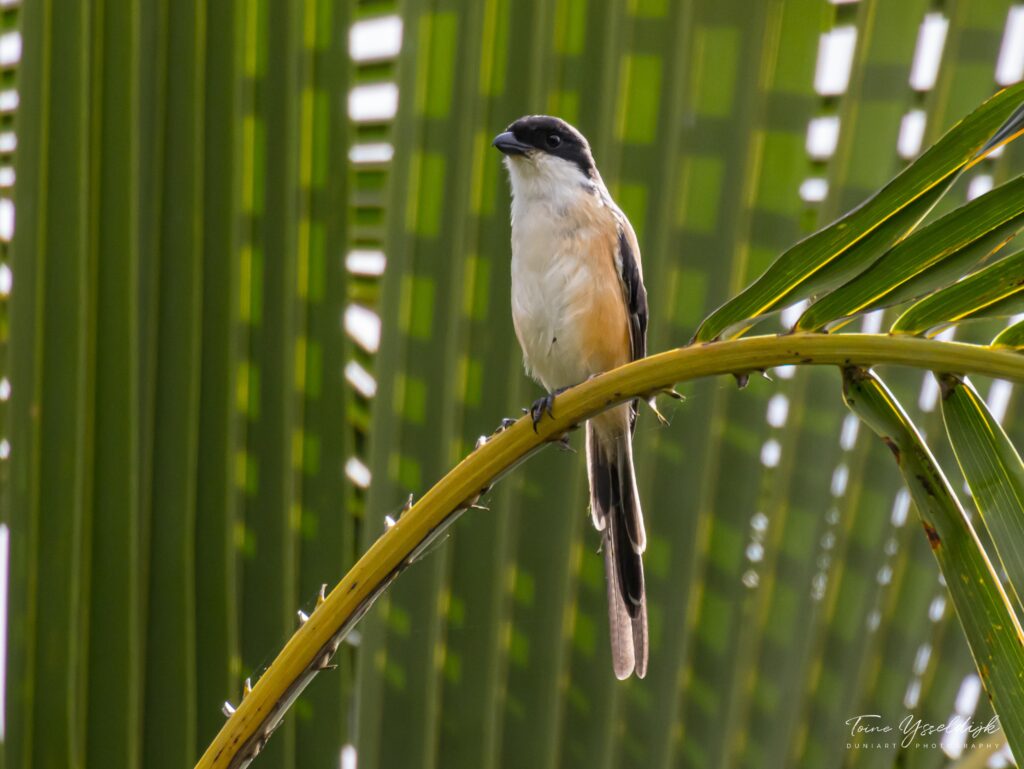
[195,333,1024,769]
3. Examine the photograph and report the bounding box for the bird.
[493,115,649,679]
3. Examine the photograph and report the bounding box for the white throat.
[504,152,599,210]
[503,152,613,390]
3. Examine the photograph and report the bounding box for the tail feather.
[587,418,648,679]
[603,539,636,680]
[632,592,648,679]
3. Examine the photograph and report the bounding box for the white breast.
[508,159,608,391]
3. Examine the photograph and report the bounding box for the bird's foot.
[529,394,555,431]
[529,386,569,431]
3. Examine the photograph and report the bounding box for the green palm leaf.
[993,317,1024,350]
[695,83,1024,342]
[892,249,1024,335]
[796,177,1024,332]
[941,375,1024,617]
[841,366,1024,755]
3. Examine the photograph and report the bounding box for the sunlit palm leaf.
[695,83,1024,342]
[795,177,1024,332]
[890,249,1024,335]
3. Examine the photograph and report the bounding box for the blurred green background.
[7,0,1024,768]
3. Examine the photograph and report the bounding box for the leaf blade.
[694,83,1024,342]
[940,375,1024,618]
[891,249,1024,335]
[841,367,1024,759]
[795,176,1024,332]
[993,317,1024,349]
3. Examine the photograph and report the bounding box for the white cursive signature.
[845,714,1000,749]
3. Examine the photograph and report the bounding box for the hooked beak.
[492,131,532,156]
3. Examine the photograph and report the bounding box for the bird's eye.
[546,133,562,148]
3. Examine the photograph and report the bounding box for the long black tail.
[587,420,648,679]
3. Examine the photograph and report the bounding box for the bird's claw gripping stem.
[529,386,569,431]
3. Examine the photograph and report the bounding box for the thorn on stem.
[297,609,309,625]
[316,642,341,670]
[646,397,669,426]
[222,701,236,717]
[554,433,576,452]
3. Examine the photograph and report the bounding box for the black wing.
[617,223,648,363]
[615,218,648,434]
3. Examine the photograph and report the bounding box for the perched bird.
[493,115,649,679]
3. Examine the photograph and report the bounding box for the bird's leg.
[529,386,570,431]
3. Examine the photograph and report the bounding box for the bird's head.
[493,115,599,193]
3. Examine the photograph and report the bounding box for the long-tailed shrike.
[493,115,649,679]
